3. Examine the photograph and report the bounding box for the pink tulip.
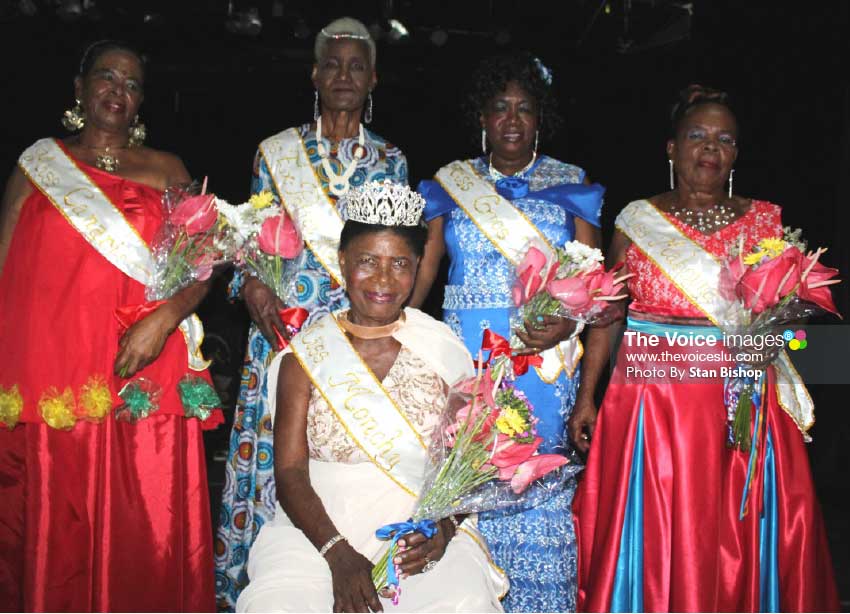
[513,246,557,306]
[258,214,303,258]
[509,453,569,494]
[547,277,593,313]
[169,193,218,235]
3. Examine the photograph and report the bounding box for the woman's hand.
[392,518,455,578]
[243,276,288,349]
[325,541,384,613]
[114,303,180,378]
[514,315,577,355]
[568,395,598,455]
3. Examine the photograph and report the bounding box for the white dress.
[236,310,508,613]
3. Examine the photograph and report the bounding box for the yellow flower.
[79,375,113,421]
[249,190,275,210]
[495,407,529,438]
[743,251,767,266]
[757,237,787,257]
[39,387,76,430]
[0,384,24,430]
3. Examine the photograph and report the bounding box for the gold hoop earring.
[129,114,146,147]
[62,99,85,132]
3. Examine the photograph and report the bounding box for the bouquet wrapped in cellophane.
[371,353,582,603]
[116,178,241,419]
[218,190,308,349]
[511,239,631,349]
[717,227,841,453]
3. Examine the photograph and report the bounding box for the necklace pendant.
[96,152,120,172]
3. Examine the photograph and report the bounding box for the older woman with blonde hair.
[215,17,408,611]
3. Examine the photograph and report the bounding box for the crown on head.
[341,181,425,227]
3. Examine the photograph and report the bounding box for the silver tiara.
[319,28,371,41]
[341,181,425,227]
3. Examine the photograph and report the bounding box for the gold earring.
[128,114,146,147]
[62,99,85,131]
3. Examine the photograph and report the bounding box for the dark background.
[1,0,848,607]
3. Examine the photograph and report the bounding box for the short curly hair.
[464,52,562,145]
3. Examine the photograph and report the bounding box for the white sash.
[434,160,582,380]
[289,313,428,497]
[617,199,815,439]
[18,138,210,371]
[259,128,344,286]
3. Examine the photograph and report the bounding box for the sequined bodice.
[443,156,585,311]
[622,200,783,317]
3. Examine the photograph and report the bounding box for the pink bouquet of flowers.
[718,228,841,451]
[371,352,580,601]
[147,178,234,300]
[511,240,631,348]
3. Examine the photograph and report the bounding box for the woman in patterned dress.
[570,85,839,612]
[411,52,603,612]
[214,18,407,610]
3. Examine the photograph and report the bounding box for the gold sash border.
[259,128,345,286]
[616,199,815,438]
[289,314,428,497]
[18,138,210,371]
[433,160,582,382]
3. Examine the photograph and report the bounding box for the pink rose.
[169,193,218,235]
[258,214,303,258]
[719,257,748,302]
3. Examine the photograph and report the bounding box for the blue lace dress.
[214,124,407,611]
[420,155,601,612]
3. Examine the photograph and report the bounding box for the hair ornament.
[533,57,553,86]
[319,27,371,41]
[340,181,425,227]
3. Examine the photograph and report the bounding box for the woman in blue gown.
[411,53,603,612]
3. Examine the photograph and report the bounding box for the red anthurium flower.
[509,453,569,494]
[738,247,802,313]
[513,245,557,306]
[169,193,218,235]
[258,213,303,258]
[490,435,543,468]
[547,277,593,313]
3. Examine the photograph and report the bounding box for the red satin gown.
[574,201,840,612]
[0,142,221,612]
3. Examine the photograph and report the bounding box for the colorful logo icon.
[784,329,807,350]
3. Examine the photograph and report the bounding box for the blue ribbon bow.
[375,519,438,589]
[495,176,530,199]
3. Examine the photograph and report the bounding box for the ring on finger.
[422,560,437,573]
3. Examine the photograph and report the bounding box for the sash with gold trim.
[616,199,814,438]
[18,138,209,371]
[434,160,582,381]
[289,313,428,496]
[259,128,344,286]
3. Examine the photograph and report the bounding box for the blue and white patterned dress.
[214,124,407,612]
[420,155,600,612]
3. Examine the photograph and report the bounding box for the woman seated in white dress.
[236,182,508,613]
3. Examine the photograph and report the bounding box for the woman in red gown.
[569,86,840,612]
[0,41,220,611]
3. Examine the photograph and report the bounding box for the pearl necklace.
[488,152,537,180]
[316,116,365,197]
[669,201,736,233]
